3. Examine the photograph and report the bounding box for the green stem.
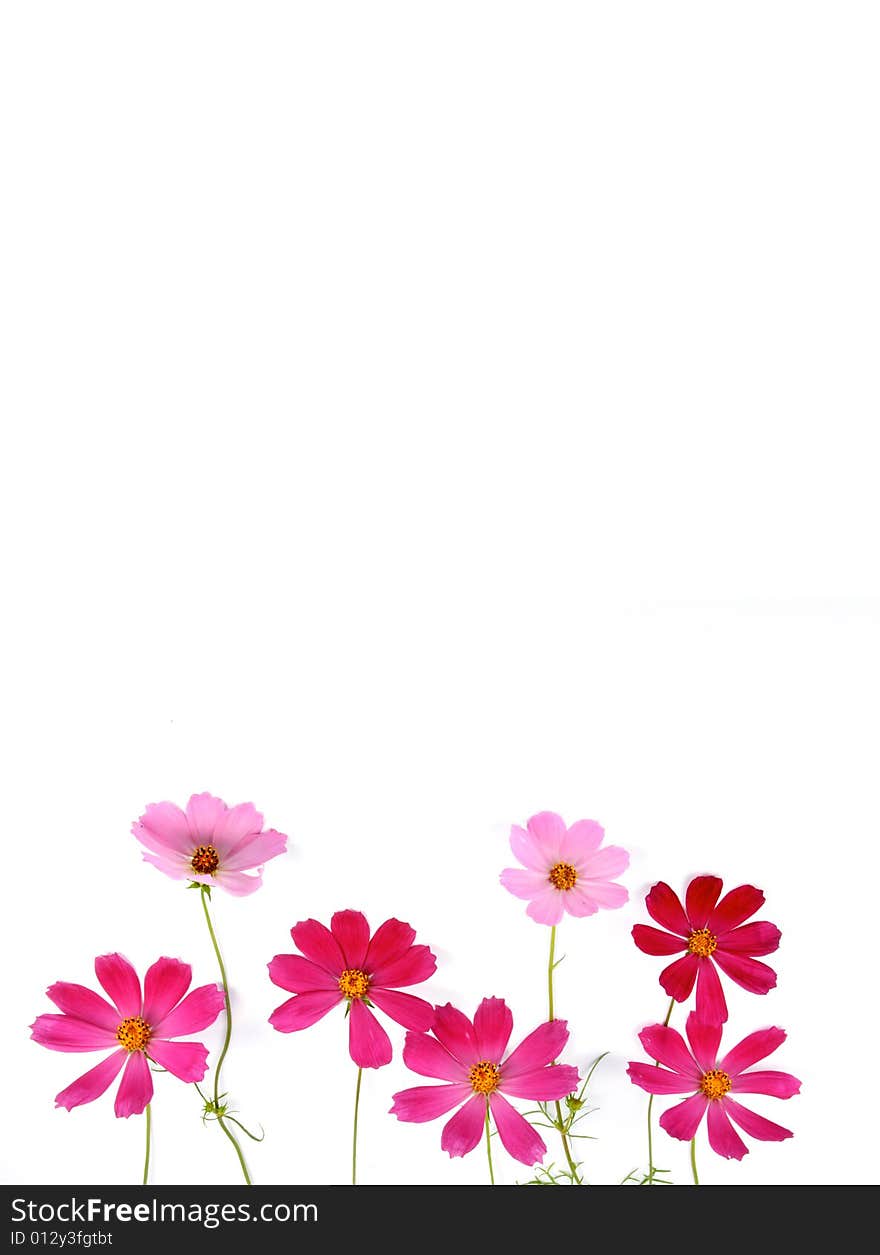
[352,1067,362,1185]
[199,886,253,1185]
[547,925,580,1182]
[142,1103,151,1186]
[484,1103,495,1185]
[690,1136,699,1185]
[646,996,676,1183]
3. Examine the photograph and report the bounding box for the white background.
[1,2,878,1187]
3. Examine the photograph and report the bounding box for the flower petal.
[708,884,765,936]
[659,952,699,1002]
[142,958,192,1027]
[579,845,629,880]
[369,988,435,1031]
[731,1070,801,1098]
[114,1050,153,1118]
[291,919,344,975]
[95,954,142,1018]
[268,955,337,994]
[132,802,194,856]
[659,1092,708,1141]
[685,1016,722,1073]
[525,887,565,925]
[331,910,371,969]
[55,1050,127,1111]
[141,851,192,880]
[637,1024,699,1077]
[473,997,513,1061]
[706,1100,749,1159]
[349,998,392,1068]
[685,876,723,928]
[558,819,605,864]
[719,1027,787,1076]
[500,868,550,900]
[432,1004,479,1067]
[45,983,119,1031]
[365,919,416,971]
[561,887,598,917]
[645,882,690,936]
[716,921,781,957]
[724,1096,794,1142]
[695,958,728,1023]
[390,1083,471,1122]
[568,880,628,911]
[631,925,688,957]
[31,1014,119,1052]
[268,990,341,1032]
[490,1092,547,1166]
[440,1094,487,1158]
[627,1063,699,1095]
[503,1021,569,1076]
[402,1031,468,1082]
[370,944,436,989]
[525,811,567,862]
[501,1063,580,1101]
[712,950,778,995]
[147,1039,209,1082]
[212,869,263,896]
[152,983,225,1038]
[212,802,264,855]
[509,824,548,871]
[223,828,287,872]
[185,793,227,841]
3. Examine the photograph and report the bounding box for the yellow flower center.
[116,1016,152,1053]
[699,1069,731,1100]
[338,968,370,1000]
[548,862,578,891]
[469,1061,501,1095]
[687,927,718,958]
[191,844,220,874]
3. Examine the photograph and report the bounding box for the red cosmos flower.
[268,910,436,1069]
[627,1011,801,1160]
[631,876,781,1022]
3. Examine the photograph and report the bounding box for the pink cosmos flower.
[627,1010,800,1160]
[268,910,436,1069]
[500,810,629,925]
[31,954,225,1118]
[132,792,287,896]
[390,996,580,1166]
[631,875,781,1022]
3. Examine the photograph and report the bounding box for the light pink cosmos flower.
[631,876,781,1022]
[627,1011,800,1160]
[31,954,225,1118]
[268,910,436,1069]
[132,792,287,896]
[500,810,629,925]
[391,996,580,1166]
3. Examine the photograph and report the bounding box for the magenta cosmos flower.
[631,875,781,1022]
[268,910,436,1069]
[30,954,225,1118]
[391,997,580,1166]
[132,792,287,896]
[500,810,629,925]
[627,1011,800,1160]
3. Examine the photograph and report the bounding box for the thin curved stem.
[690,1136,699,1185]
[352,1067,363,1185]
[142,1103,151,1185]
[646,996,676,1182]
[484,1104,495,1185]
[199,886,252,1185]
[547,925,580,1181]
